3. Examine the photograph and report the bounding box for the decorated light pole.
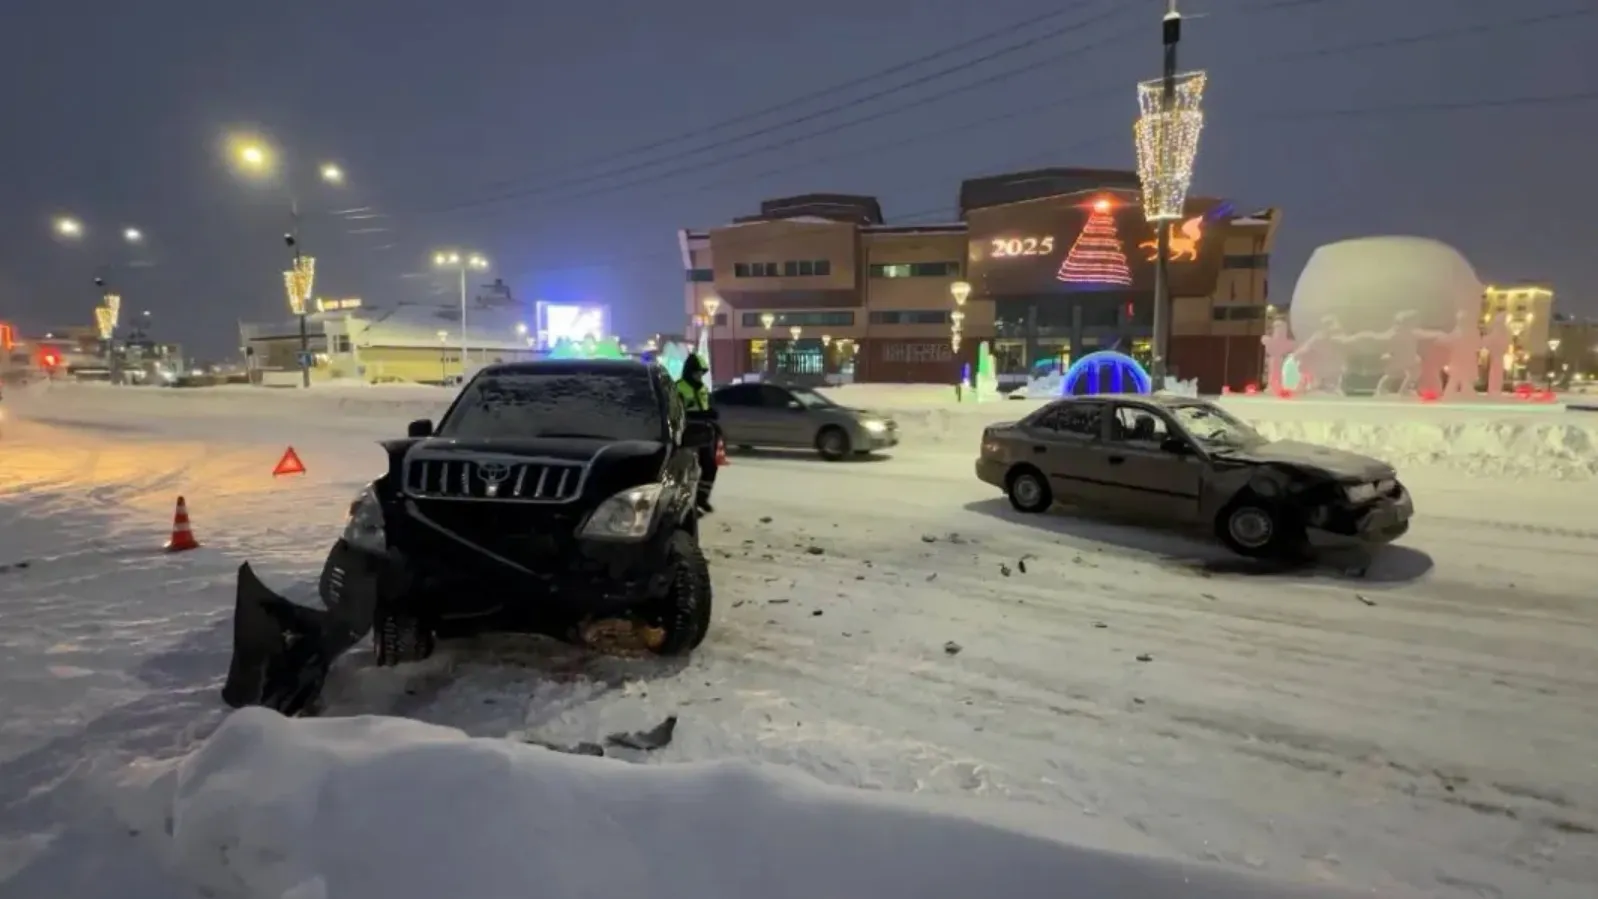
[1133,0,1206,390]
[698,296,720,388]
[949,279,971,358]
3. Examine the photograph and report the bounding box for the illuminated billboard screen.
[537,303,609,345]
[966,192,1232,297]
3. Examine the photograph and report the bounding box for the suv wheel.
[1215,497,1307,559]
[816,426,851,461]
[1006,466,1053,513]
[647,530,713,655]
[374,606,435,667]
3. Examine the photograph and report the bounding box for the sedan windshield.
[1168,402,1265,449]
[787,387,838,409]
[438,372,662,441]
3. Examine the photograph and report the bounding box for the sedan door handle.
[1107,455,1126,465]
[1032,445,1047,454]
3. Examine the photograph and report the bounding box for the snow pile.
[119,709,1364,899]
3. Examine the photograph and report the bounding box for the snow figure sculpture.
[1261,319,1296,393]
[1441,309,1482,397]
[1482,312,1512,395]
[1290,237,1482,394]
[1293,316,1349,394]
[1373,311,1425,395]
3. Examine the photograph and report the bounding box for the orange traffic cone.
[164,496,200,553]
[714,437,728,467]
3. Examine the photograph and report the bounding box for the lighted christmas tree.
[1056,200,1132,287]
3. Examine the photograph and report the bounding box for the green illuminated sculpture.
[975,341,999,402]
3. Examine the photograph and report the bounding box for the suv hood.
[1216,439,1394,482]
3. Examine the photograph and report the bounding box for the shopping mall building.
[679,167,1278,392]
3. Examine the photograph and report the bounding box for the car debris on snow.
[943,641,962,655]
[525,715,678,756]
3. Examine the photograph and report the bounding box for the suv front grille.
[404,457,585,502]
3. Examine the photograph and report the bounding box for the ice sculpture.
[1482,312,1512,395]
[1290,237,1481,395]
[1261,320,1295,393]
[658,341,691,381]
[1441,309,1481,397]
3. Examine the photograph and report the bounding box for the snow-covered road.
[1,398,1596,898]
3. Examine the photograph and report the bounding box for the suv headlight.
[1344,483,1380,504]
[341,484,386,552]
[580,483,664,541]
[861,418,887,433]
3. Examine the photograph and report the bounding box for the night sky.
[1,0,1591,358]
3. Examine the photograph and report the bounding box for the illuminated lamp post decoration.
[1056,198,1132,287]
[1134,0,1206,390]
[283,255,316,384]
[698,296,720,388]
[949,279,970,357]
[761,313,776,331]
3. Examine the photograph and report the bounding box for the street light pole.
[1150,2,1181,391]
[434,251,489,379]
[289,203,312,388]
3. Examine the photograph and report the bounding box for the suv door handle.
[1107,455,1126,465]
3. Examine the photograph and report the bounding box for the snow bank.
[17,382,1598,480]
[117,709,1362,899]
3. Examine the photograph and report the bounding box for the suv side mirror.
[407,418,434,438]
[683,420,716,448]
[1160,436,1192,455]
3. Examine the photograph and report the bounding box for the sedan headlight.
[1344,483,1380,504]
[341,484,386,553]
[861,419,887,433]
[580,483,664,541]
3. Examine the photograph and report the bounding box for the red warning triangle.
[272,447,306,477]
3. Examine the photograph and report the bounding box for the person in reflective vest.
[676,353,717,513]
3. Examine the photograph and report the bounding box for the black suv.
[222,358,716,715]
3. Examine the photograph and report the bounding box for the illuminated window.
[868,262,960,278]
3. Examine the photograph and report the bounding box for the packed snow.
[1,382,1596,899]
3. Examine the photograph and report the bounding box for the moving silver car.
[710,382,898,461]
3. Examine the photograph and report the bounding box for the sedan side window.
[757,385,796,408]
[1036,403,1102,438]
[714,384,761,406]
[1111,406,1170,447]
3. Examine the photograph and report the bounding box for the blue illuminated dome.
[1062,350,1151,395]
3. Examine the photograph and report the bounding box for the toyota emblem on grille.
[477,462,511,497]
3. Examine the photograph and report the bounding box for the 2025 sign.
[989,236,1056,258]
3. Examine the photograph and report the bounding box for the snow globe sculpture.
[1289,237,1482,396]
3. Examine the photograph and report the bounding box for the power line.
[413,1,1140,217]
[507,88,1598,279]
[403,6,1585,228]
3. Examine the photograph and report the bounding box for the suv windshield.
[1168,402,1265,449]
[788,386,837,409]
[438,371,663,441]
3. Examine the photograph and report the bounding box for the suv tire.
[1006,466,1053,513]
[648,530,713,655]
[1215,496,1307,559]
[374,605,435,667]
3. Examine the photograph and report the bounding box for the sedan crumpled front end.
[1301,476,1414,546]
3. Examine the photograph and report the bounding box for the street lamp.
[434,251,489,373]
[949,281,970,359]
[789,325,802,341]
[1133,1,1206,390]
[949,280,971,307]
[761,313,776,331]
[320,164,344,184]
[123,227,143,243]
[437,330,450,381]
[54,217,83,238]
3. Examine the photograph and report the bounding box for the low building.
[680,170,1279,391]
[240,299,537,386]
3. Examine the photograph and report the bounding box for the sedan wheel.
[1227,507,1275,549]
[1006,468,1053,513]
